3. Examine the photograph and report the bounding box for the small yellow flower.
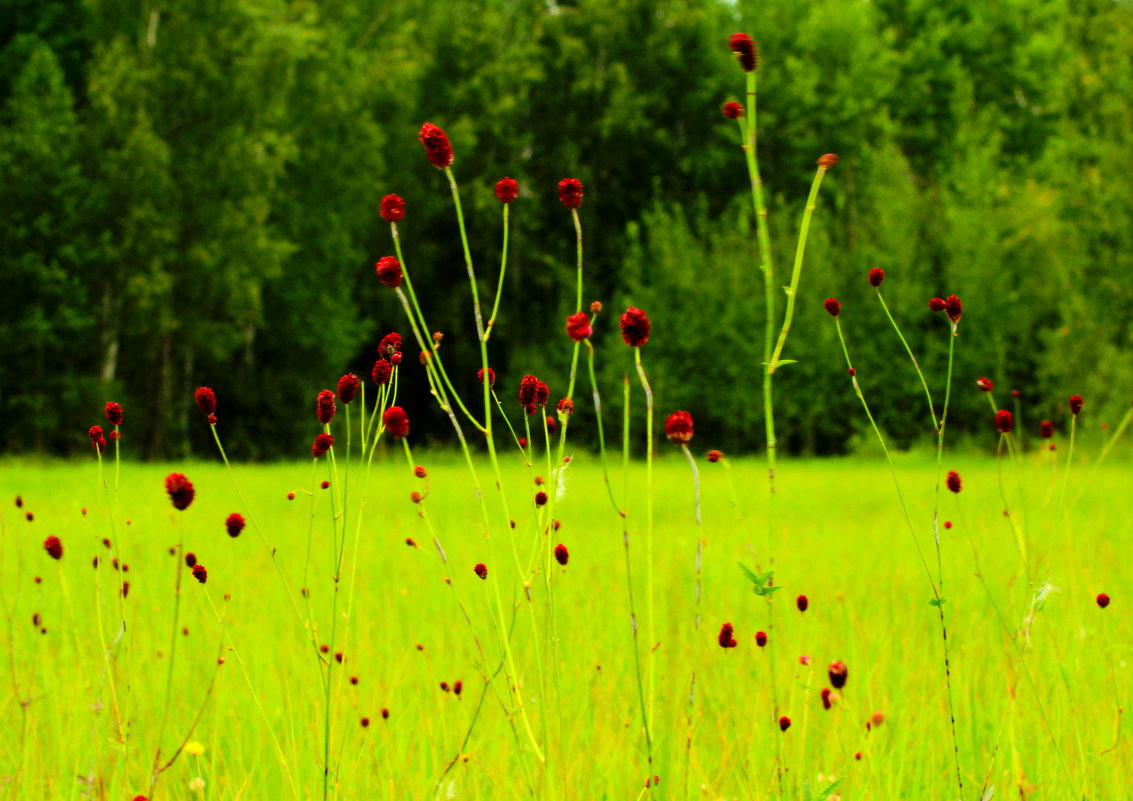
[184,741,205,756]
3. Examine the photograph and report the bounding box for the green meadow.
[2,451,1128,799]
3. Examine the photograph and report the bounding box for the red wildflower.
[944,520,953,529]
[287,492,295,500]
[371,359,392,386]
[718,622,737,648]
[1011,389,1021,397]
[996,409,1014,433]
[337,374,360,404]
[360,717,370,728]
[721,101,744,119]
[495,177,518,204]
[664,410,694,444]
[14,496,21,508]
[418,123,454,169]
[478,367,496,387]
[317,390,336,425]
[867,268,884,287]
[728,32,758,72]
[620,307,650,347]
[375,256,403,289]
[928,297,946,312]
[535,491,548,507]
[590,300,603,313]
[185,552,197,568]
[379,194,405,222]
[43,536,62,560]
[944,294,962,324]
[707,449,723,463]
[779,716,791,732]
[383,406,410,439]
[977,377,993,392]
[558,178,583,209]
[192,564,207,584]
[828,660,848,689]
[381,708,390,719]
[473,563,488,580]
[1069,395,1084,416]
[554,543,569,565]
[414,465,427,479]
[311,433,334,458]
[89,425,106,453]
[817,154,839,169]
[545,415,557,434]
[566,311,592,341]
[378,332,402,359]
[165,473,195,510]
[946,470,961,494]
[557,398,574,415]
[824,298,841,317]
[1039,419,1054,439]
[321,480,329,489]
[108,430,119,443]
[105,402,123,426]
[797,594,808,612]
[821,688,833,710]
[453,680,463,696]
[755,631,768,647]
[226,513,245,538]
[518,375,548,415]
[195,387,217,416]
[1097,593,1111,609]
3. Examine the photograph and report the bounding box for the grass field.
[1,447,1128,800]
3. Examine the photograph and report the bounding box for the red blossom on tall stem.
[378,332,402,360]
[191,564,207,584]
[728,33,758,72]
[1069,395,1084,415]
[105,402,123,426]
[558,178,583,209]
[928,297,946,312]
[518,375,548,415]
[664,410,694,443]
[1097,593,1110,609]
[195,387,217,417]
[620,307,650,347]
[473,563,488,580]
[554,544,569,565]
[718,622,738,648]
[226,513,245,538]
[311,433,334,458]
[375,256,403,289]
[418,123,454,169]
[478,367,496,387]
[721,101,744,119]
[495,177,518,204]
[995,409,1014,433]
[1039,419,1054,439]
[817,154,839,169]
[43,536,63,560]
[316,390,336,425]
[380,194,405,222]
[383,406,410,439]
[977,377,993,392]
[165,473,195,510]
[89,426,107,453]
[565,311,592,342]
[371,359,392,386]
[946,470,962,494]
[944,294,963,324]
[824,298,841,317]
[867,268,884,287]
[337,374,359,404]
[828,660,848,689]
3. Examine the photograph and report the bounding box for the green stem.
[875,290,939,430]
[633,348,656,742]
[485,203,510,337]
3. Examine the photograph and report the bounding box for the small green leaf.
[929,596,947,607]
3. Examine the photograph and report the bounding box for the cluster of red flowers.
[89,425,106,453]
[372,359,392,386]
[718,622,737,648]
[195,387,216,417]
[867,268,884,288]
[192,564,208,584]
[518,375,549,415]
[473,563,488,580]
[824,298,841,317]
[828,660,848,689]
[977,377,994,392]
[721,101,744,119]
[478,367,496,387]
[43,535,63,560]
[929,295,963,323]
[728,32,758,72]
[1069,394,1084,415]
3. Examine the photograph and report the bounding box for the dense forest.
[2,0,1131,458]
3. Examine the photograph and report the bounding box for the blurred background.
[2,0,1131,459]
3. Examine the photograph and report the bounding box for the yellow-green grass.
[0,450,1127,799]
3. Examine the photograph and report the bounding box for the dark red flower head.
[376,256,403,289]
[518,375,549,415]
[371,359,392,386]
[43,536,63,560]
[554,543,569,566]
[165,473,195,510]
[721,101,745,119]
[620,306,650,347]
[383,406,410,439]
[557,398,574,415]
[728,33,758,71]
[378,332,402,360]
[707,449,724,463]
[1039,419,1054,439]
[495,177,518,204]
[946,470,962,494]
[817,154,839,169]
[755,630,768,647]
[796,594,809,612]
[867,268,884,288]
[977,377,993,392]
[566,311,592,342]
[944,294,963,324]
[317,390,336,425]
[824,298,841,317]
[828,660,848,689]
[418,122,454,169]
[996,409,1014,433]
[1069,395,1084,416]
[311,433,334,458]
[192,564,207,584]
[664,410,694,444]
[89,425,106,453]
[337,374,360,404]
[1097,592,1110,609]
[534,490,548,507]
[195,387,217,416]
[380,194,405,222]
[778,715,791,732]
[226,513,245,538]
[473,562,488,580]
[718,622,737,648]
[821,687,834,710]
[928,297,946,312]
[185,552,197,568]
[478,367,496,387]
[105,402,123,426]
[558,178,583,209]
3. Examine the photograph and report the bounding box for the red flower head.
[375,256,403,289]
[383,406,410,439]
[478,367,496,387]
[534,490,548,507]
[226,513,245,538]
[590,300,603,313]
[185,552,197,568]
[566,311,592,342]
[554,543,569,565]
[518,375,548,415]
[558,178,583,209]
[495,177,518,204]
[946,470,962,494]
[817,153,839,169]
[557,398,574,415]
[105,402,123,426]
[311,433,334,458]
[778,716,791,732]
[165,473,195,511]
[996,409,1014,433]
[1097,592,1111,609]
[371,359,392,386]
[1069,395,1084,416]
[977,377,993,392]
[195,387,217,417]
[473,563,488,580]
[378,332,402,360]
[1039,419,1054,439]
[707,449,723,463]
[796,594,808,612]
[1011,389,1021,397]
[867,268,884,288]
[821,687,834,710]
[337,374,360,404]
[89,425,107,453]
[43,536,63,560]
[721,101,745,119]
[664,410,694,444]
[620,306,650,347]
[928,297,946,312]
[728,33,758,72]
[192,564,207,584]
[380,194,405,222]
[418,122,454,169]
[824,298,841,317]
[828,660,848,689]
[718,622,738,648]
[755,630,768,647]
[944,294,963,324]
[545,415,557,434]
[317,390,336,425]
